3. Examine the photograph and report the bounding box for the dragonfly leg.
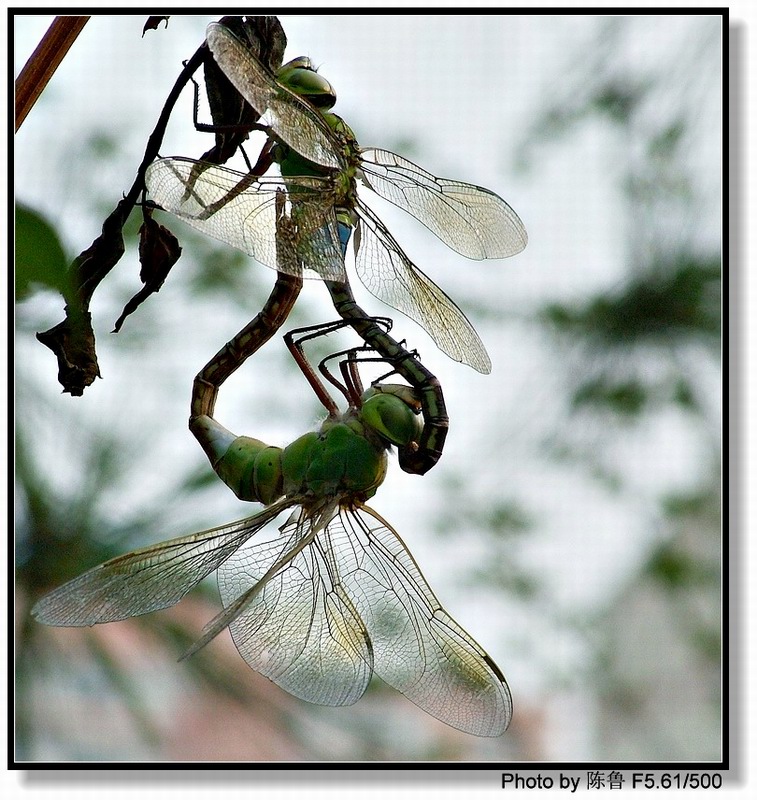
[283,322,344,416]
[325,280,448,475]
[284,317,393,410]
[317,339,402,409]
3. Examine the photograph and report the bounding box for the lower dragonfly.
[32,321,512,737]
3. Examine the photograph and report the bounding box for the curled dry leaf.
[142,17,169,36]
[112,213,182,333]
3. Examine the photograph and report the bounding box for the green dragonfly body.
[32,352,512,736]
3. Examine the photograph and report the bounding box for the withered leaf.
[199,16,287,166]
[143,17,169,36]
[36,311,100,396]
[112,214,182,333]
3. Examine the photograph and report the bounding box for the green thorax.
[275,111,360,218]
[273,59,361,224]
[281,413,388,503]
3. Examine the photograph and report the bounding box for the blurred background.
[14,14,721,762]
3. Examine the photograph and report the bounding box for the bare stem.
[15,16,89,132]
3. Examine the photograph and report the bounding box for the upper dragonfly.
[146,21,527,373]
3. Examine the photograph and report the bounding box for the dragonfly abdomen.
[190,415,284,504]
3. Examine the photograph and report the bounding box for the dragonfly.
[32,321,512,737]
[147,21,527,374]
[145,21,527,468]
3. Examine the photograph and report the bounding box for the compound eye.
[361,393,421,447]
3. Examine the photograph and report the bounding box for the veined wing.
[213,506,373,707]
[334,505,512,737]
[353,202,492,374]
[206,22,346,171]
[146,157,346,282]
[31,498,294,627]
[359,148,527,259]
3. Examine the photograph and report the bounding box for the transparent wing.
[359,148,527,259]
[214,507,373,707]
[353,202,492,374]
[206,22,346,171]
[146,157,346,282]
[31,499,294,627]
[333,505,512,737]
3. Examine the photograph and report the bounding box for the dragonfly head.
[360,385,423,448]
[278,57,337,110]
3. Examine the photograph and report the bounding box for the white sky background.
[7,4,739,780]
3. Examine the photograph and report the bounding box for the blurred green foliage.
[15,204,69,301]
[543,255,721,348]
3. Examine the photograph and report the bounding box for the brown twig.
[15,16,90,132]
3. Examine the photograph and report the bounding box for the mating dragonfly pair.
[33,20,526,737]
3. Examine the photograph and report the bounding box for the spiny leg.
[284,317,393,411]
[318,339,400,409]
